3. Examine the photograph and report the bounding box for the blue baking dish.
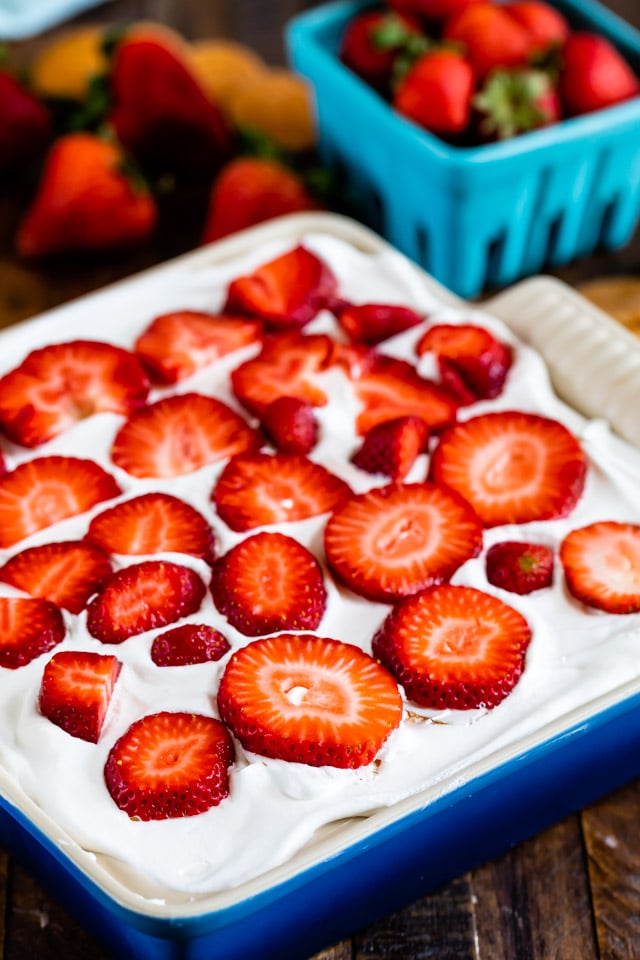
[287,0,640,298]
[1,212,640,960]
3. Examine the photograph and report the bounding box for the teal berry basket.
[287,0,640,298]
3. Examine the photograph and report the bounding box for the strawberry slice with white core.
[86,492,217,565]
[211,532,327,636]
[324,482,483,602]
[150,624,230,666]
[372,584,532,709]
[560,521,640,614]
[351,354,458,436]
[429,411,587,527]
[213,451,351,532]
[223,245,338,331]
[134,310,262,384]
[217,634,402,768]
[416,323,513,403]
[104,711,235,820]
[0,456,121,549]
[0,340,149,448]
[0,596,65,669]
[231,331,336,417]
[335,302,424,346]
[0,540,113,613]
[110,392,258,478]
[39,650,122,742]
[86,560,206,644]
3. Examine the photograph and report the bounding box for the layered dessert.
[0,226,639,902]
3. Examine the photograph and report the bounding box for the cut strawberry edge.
[560,521,640,614]
[39,650,122,743]
[150,623,231,666]
[372,584,532,710]
[0,540,114,614]
[485,540,554,595]
[217,633,403,768]
[104,711,235,820]
[0,596,66,669]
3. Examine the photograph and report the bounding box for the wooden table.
[2,2,640,958]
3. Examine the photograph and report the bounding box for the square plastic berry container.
[287,0,640,298]
[2,212,640,960]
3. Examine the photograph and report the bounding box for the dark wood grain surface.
[2,1,640,958]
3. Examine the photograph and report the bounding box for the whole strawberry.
[504,1,570,58]
[559,32,640,116]
[485,540,554,594]
[339,9,425,93]
[443,2,532,80]
[393,49,475,136]
[473,68,561,140]
[389,0,483,21]
[0,70,52,175]
[16,133,157,260]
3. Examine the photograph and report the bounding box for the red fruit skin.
[340,10,424,91]
[394,50,475,136]
[39,650,122,743]
[504,1,570,55]
[443,3,532,79]
[16,134,157,260]
[335,302,424,345]
[0,71,52,175]
[260,395,319,454]
[110,34,232,175]
[559,32,640,116]
[389,0,483,21]
[485,540,554,595]
[202,157,319,244]
[0,596,65,669]
[416,323,513,402]
[351,415,429,481]
[150,624,230,666]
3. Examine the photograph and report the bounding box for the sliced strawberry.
[86,560,206,644]
[260,395,319,455]
[0,340,149,448]
[335,302,424,346]
[211,532,326,636]
[39,650,122,742]
[324,482,483,602]
[223,245,338,331]
[213,451,351,532]
[485,540,554,595]
[150,623,230,666]
[0,596,65,669]
[110,392,258,478]
[351,354,458,435]
[104,711,235,820]
[351,415,429,481]
[0,541,113,613]
[416,323,513,403]
[86,492,217,565]
[0,456,121,549]
[429,411,587,527]
[372,584,532,709]
[560,521,640,614]
[134,310,262,384]
[231,331,336,417]
[217,634,402,768]
[0,449,6,475]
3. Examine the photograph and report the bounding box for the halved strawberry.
[485,540,554,595]
[231,331,336,417]
[0,540,113,613]
[351,354,458,435]
[416,323,512,403]
[217,633,402,768]
[223,245,338,331]
[85,492,217,565]
[560,521,640,614]
[429,411,587,527]
[39,650,122,742]
[211,532,327,636]
[372,584,532,709]
[0,596,65,669]
[260,395,319,455]
[324,482,483,602]
[335,302,424,346]
[351,415,429,481]
[213,451,351,532]
[86,560,206,644]
[104,711,235,820]
[0,456,121,549]
[110,392,258,478]
[134,310,262,384]
[0,340,149,448]
[150,623,230,666]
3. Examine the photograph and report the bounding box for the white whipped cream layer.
[1,231,639,902]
